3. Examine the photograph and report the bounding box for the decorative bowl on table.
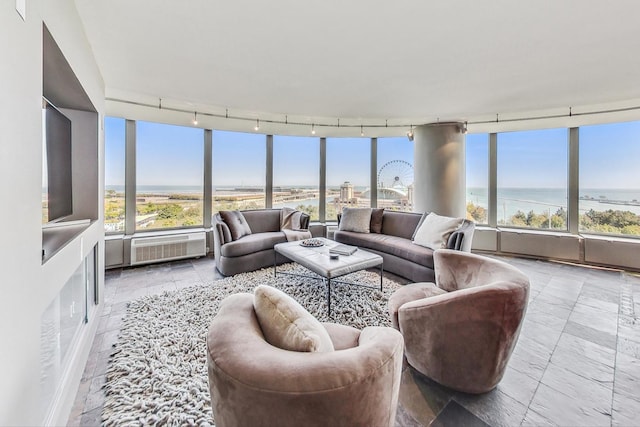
[300,238,324,247]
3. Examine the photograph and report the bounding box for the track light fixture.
[193,111,198,125]
[111,96,640,136]
[406,125,414,141]
[311,123,316,135]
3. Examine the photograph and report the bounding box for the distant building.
[340,181,354,202]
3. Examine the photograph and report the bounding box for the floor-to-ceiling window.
[326,138,370,220]
[104,117,126,233]
[377,137,414,212]
[212,130,266,213]
[466,133,489,224]
[579,121,640,236]
[136,121,204,230]
[273,135,320,220]
[497,128,568,229]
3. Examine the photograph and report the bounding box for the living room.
[1,1,639,426]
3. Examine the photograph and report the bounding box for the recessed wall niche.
[42,24,98,262]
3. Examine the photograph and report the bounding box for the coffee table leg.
[380,263,384,291]
[327,278,331,316]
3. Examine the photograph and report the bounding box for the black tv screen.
[43,99,73,223]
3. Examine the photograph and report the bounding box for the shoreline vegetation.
[103,189,640,237]
[466,202,640,235]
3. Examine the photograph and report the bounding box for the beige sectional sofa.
[334,210,475,282]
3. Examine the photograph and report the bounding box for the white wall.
[0,1,104,425]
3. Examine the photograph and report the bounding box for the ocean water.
[467,187,640,220]
[106,185,203,194]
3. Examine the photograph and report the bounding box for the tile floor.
[68,254,640,426]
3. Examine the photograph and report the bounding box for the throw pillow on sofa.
[253,285,334,352]
[413,212,463,250]
[338,207,373,233]
[370,208,384,233]
[219,210,252,241]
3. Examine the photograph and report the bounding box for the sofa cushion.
[339,208,372,233]
[219,210,252,241]
[411,213,428,240]
[220,232,287,258]
[253,285,334,352]
[370,208,384,233]
[241,209,282,234]
[334,231,435,269]
[413,213,463,250]
[381,210,424,239]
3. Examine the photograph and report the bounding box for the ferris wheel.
[377,160,414,191]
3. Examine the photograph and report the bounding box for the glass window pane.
[326,138,371,221]
[377,137,414,212]
[212,131,266,213]
[273,136,319,221]
[579,121,640,236]
[497,128,568,230]
[466,133,489,224]
[104,117,126,233]
[136,121,204,230]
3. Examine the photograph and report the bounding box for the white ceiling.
[74,0,640,130]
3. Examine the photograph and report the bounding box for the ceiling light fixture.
[193,111,198,125]
[110,96,640,135]
[406,125,414,141]
[311,123,316,135]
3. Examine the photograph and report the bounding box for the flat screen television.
[42,98,73,223]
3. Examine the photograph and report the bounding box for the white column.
[413,123,466,217]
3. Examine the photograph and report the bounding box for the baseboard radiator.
[130,232,206,265]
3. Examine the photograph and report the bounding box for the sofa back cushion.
[219,210,253,241]
[381,211,425,239]
[241,209,282,233]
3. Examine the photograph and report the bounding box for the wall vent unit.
[500,229,581,261]
[130,232,206,265]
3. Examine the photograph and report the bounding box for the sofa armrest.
[213,214,232,265]
[446,219,475,252]
[214,214,232,245]
[300,212,310,230]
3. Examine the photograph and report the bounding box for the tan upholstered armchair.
[388,249,530,394]
[207,293,404,427]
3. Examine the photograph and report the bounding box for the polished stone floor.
[68,254,640,426]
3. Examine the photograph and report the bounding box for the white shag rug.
[102,263,402,426]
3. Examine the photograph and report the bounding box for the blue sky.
[105,118,639,190]
[467,122,640,189]
[105,119,413,188]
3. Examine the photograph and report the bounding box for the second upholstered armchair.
[207,287,404,427]
[388,249,530,394]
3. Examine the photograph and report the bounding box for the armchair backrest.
[434,249,529,292]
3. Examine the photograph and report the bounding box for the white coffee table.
[274,238,383,314]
